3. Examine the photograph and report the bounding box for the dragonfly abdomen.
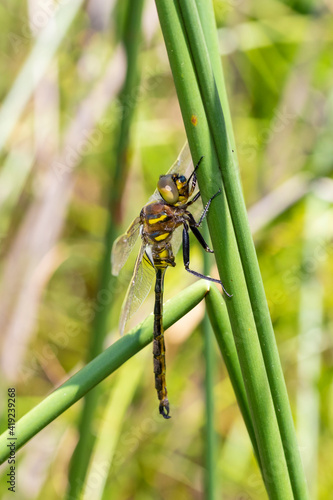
[153,267,170,419]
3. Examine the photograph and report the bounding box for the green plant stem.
[197,9,236,495]
[154,1,294,498]
[202,313,216,500]
[202,226,217,500]
[177,1,308,498]
[0,280,209,465]
[205,285,261,469]
[66,1,145,497]
[83,352,146,499]
[297,193,326,497]
[194,0,236,151]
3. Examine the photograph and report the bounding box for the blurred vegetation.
[0,0,332,499]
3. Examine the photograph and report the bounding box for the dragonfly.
[111,142,232,419]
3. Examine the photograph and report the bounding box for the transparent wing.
[111,216,141,276]
[118,244,156,335]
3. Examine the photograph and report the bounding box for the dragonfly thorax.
[140,202,182,268]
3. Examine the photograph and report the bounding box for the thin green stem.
[66,1,145,496]
[202,226,217,500]
[177,1,308,498]
[194,0,236,151]
[202,313,216,500]
[0,280,209,465]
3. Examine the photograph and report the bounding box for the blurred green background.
[0,0,332,498]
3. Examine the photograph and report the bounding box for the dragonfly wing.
[168,141,192,176]
[119,244,156,335]
[111,216,141,276]
[170,226,184,257]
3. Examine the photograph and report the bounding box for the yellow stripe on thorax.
[148,214,168,224]
[154,232,169,242]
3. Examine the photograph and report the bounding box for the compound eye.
[157,175,179,204]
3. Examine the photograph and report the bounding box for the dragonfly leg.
[186,156,204,196]
[185,212,214,252]
[185,191,201,208]
[193,155,204,174]
[189,224,214,253]
[182,223,233,298]
[194,189,221,227]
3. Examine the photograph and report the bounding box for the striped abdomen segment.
[153,267,170,419]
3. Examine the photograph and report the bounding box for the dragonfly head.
[158,174,188,204]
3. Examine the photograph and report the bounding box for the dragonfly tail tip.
[159,401,171,419]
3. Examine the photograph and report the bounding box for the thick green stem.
[205,285,261,469]
[177,1,308,498]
